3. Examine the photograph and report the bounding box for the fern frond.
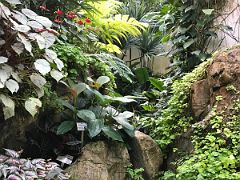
[89,53,134,83]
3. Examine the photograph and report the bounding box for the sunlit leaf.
[50,70,64,82]
[34,59,51,75]
[6,79,19,94]
[25,97,42,117]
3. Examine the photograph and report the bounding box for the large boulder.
[128,131,163,180]
[191,79,210,120]
[67,141,130,180]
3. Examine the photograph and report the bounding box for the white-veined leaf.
[12,11,28,25]
[15,24,31,32]
[24,97,42,117]
[27,20,43,29]
[30,73,46,88]
[0,94,15,119]
[35,16,52,28]
[35,88,44,98]
[35,34,45,50]
[18,33,32,53]
[34,59,51,75]
[50,70,64,82]
[6,79,19,94]
[45,49,57,62]
[0,69,10,85]
[41,31,56,48]
[53,58,64,71]
[11,42,24,55]
[11,71,22,83]
[21,8,37,20]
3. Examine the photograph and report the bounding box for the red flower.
[85,18,91,23]
[39,5,50,12]
[66,11,77,19]
[77,20,84,25]
[55,9,64,16]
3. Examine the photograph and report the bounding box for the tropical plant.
[56,77,136,142]
[82,0,148,54]
[154,0,228,72]
[0,0,64,119]
[0,148,70,179]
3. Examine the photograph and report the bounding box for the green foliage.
[226,85,237,93]
[175,101,240,179]
[151,59,211,151]
[126,165,144,180]
[53,44,116,88]
[84,0,148,54]
[154,0,227,71]
[55,79,136,142]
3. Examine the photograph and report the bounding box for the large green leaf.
[123,127,135,137]
[102,126,123,142]
[149,77,164,91]
[58,99,75,111]
[77,109,96,121]
[134,67,149,84]
[57,121,75,135]
[88,119,104,138]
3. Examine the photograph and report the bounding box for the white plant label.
[77,122,87,131]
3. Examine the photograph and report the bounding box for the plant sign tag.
[57,155,73,165]
[76,122,87,131]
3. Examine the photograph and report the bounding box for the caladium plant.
[0,0,65,119]
[0,148,70,179]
